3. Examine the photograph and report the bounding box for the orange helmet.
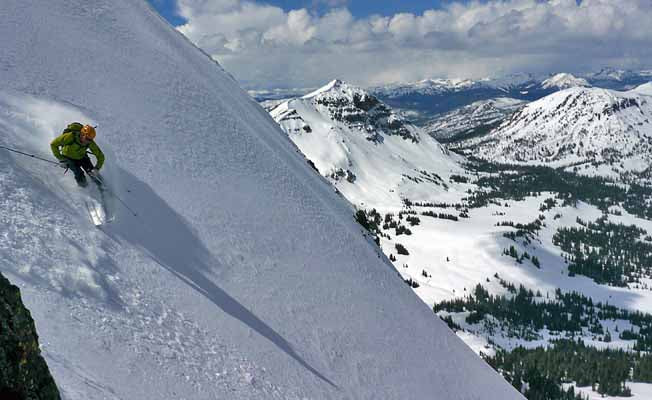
[81,125,96,140]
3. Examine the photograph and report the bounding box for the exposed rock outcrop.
[0,272,60,400]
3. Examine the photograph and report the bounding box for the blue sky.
[255,1,448,17]
[148,0,185,25]
[148,0,450,26]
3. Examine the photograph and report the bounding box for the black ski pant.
[64,156,95,187]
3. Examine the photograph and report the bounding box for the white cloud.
[176,0,652,89]
[263,9,316,46]
[314,8,354,43]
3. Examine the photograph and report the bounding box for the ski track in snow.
[0,94,295,399]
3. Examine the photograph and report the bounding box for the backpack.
[63,122,84,134]
[62,122,91,150]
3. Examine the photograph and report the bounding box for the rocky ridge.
[0,272,60,400]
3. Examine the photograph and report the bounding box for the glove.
[58,160,69,169]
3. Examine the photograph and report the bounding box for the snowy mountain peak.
[328,78,344,87]
[302,78,345,98]
[467,86,652,177]
[541,73,590,89]
[303,79,373,104]
[269,81,461,206]
[285,80,421,143]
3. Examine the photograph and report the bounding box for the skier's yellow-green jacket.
[50,131,105,170]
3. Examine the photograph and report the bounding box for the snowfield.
[266,79,652,398]
[267,81,652,321]
[563,382,652,400]
[465,85,652,179]
[0,0,523,399]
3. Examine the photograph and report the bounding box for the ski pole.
[107,189,138,217]
[3,144,138,217]
[0,145,60,165]
[92,174,138,217]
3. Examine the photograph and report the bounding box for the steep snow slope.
[467,86,652,178]
[269,80,463,208]
[0,1,521,399]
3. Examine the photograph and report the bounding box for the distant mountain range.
[369,69,652,125]
[463,83,652,180]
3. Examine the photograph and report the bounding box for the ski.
[85,199,104,226]
[90,174,115,224]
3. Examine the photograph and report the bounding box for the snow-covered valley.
[267,79,652,399]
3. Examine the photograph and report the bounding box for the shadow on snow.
[103,167,339,389]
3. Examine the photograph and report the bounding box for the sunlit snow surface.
[0,0,524,399]
[541,73,590,90]
[565,382,652,400]
[466,85,652,179]
[270,80,464,208]
[269,81,652,397]
[269,80,652,315]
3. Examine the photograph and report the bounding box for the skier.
[50,123,105,187]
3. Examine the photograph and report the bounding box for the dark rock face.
[0,272,60,400]
[329,168,357,183]
[314,90,419,143]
